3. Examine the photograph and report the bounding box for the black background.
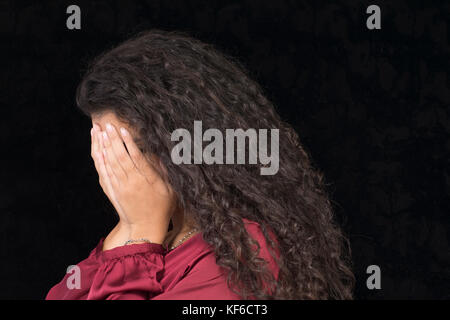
[1,0,449,299]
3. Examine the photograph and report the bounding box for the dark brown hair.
[76,29,354,299]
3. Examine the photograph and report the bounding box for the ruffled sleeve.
[87,241,166,300]
[46,239,166,300]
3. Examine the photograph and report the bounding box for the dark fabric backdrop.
[0,0,449,299]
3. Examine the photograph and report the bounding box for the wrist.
[126,222,168,245]
[102,222,129,251]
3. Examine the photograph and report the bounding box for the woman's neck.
[163,208,198,248]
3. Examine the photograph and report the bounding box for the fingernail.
[102,131,108,140]
[93,123,100,132]
[120,127,127,136]
[106,123,113,131]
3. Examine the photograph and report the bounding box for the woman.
[46,30,354,300]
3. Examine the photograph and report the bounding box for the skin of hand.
[90,121,176,250]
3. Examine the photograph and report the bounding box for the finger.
[90,128,96,162]
[119,127,162,184]
[90,127,95,156]
[98,147,122,217]
[91,127,101,173]
[93,132,124,219]
[105,123,135,173]
[97,132,119,189]
[95,132,110,183]
[92,123,101,154]
[103,148,120,188]
[102,129,127,181]
[119,127,146,169]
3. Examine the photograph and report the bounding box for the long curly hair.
[76,29,354,299]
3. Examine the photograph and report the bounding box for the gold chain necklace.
[169,228,198,251]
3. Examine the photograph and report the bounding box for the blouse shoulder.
[46,238,167,300]
[242,218,280,280]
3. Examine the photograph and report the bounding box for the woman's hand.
[90,123,174,247]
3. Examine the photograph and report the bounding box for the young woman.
[46,30,354,300]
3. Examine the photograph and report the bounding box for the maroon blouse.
[46,218,280,300]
